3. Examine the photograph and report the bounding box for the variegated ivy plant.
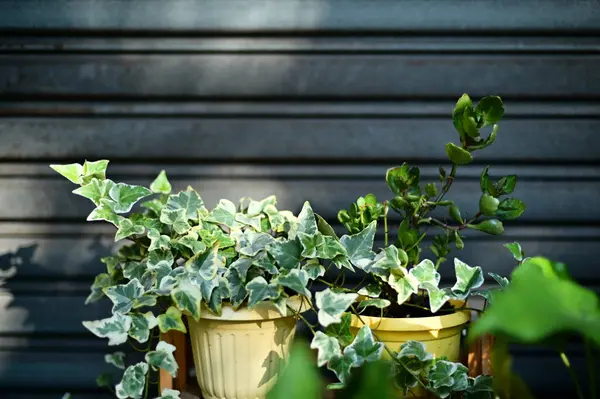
[51,160,377,399]
[304,94,524,398]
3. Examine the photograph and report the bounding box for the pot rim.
[350,300,470,332]
[197,295,310,321]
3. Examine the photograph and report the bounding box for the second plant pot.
[187,296,308,399]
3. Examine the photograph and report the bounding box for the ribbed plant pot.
[187,296,308,399]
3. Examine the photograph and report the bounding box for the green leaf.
[150,170,172,194]
[504,242,524,262]
[129,311,157,343]
[157,306,187,334]
[454,231,464,250]
[171,279,202,321]
[316,214,338,237]
[388,273,419,304]
[82,160,109,182]
[148,249,174,270]
[225,268,247,309]
[141,199,164,215]
[247,195,277,216]
[468,219,504,235]
[165,188,205,220]
[478,194,499,216]
[83,313,132,346]
[115,362,148,399]
[160,208,191,235]
[302,259,326,280]
[235,213,263,231]
[73,178,114,205]
[469,257,600,347]
[315,288,358,327]
[410,259,440,287]
[187,245,224,281]
[86,272,115,304]
[176,233,206,255]
[450,258,484,300]
[246,276,282,308]
[385,164,420,195]
[274,269,311,298]
[146,341,178,378]
[340,221,376,268]
[108,183,152,214]
[87,200,120,225]
[327,353,355,385]
[147,228,171,252]
[104,351,126,370]
[343,325,384,366]
[357,298,391,310]
[480,166,490,194]
[423,284,451,313]
[397,340,433,374]
[489,272,510,288]
[496,198,526,220]
[445,143,473,165]
[157,388,181,399]
[426,182,438,197]
[357,283,381,298]
[297,201,318,235]
[475,96,504,127]
[298,232,321,258]
[122,261,145,280]
[239,231,274,257]
[310,331,342,367]
[264,204,286,231]
[494,175,517,195]
[50,163,84,184]
[325,313,354,347]
[115,218,145,241]
[207,199,237,226]
[206,277,230,316]
[427,360,458,398]
[317,235,347,259]
[465,375,494,399]
[267,343,321,399]
[268,238,302,270]
[105,279,145,314]
[96,372,112,389]
[364,245,406,277]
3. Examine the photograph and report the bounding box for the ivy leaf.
[115,218,145,242]
[115,362,149,399]
[302,259,326,280]
[310,331,342,367]
[73,178,114,205]
[364,245,406,277]
[343,325,384,366]
[146,341,178,378]
[315,288,358,327]
[465,375,494,399]
[357,298,391,310]
[325,313,354,347]
[427,360,458,398]
[96,373,112,389]
[445,143,473,165]
[489,272,510,288]
[108,183,152,213]
[247,195,277,216]
[207,199,237,226]
[86,272,115,304]
[160,208,192,235]
[450,258,484,300]
[129,312,158,343]
[157,306,187,334]
[327,353,354,384]
[268,238,302,270]
[340,221,377,268]
[176,233,206,255]
[206,277,230,316]
[87,200,120,225]
[165,187,205,220]
[397,341,433,374]
[148,249,174,270]
[246,277,282,308]
[475,96,504,127]
[410,259,440,287]
[150,170,172,194]
[264,204,286,231]
[298,232,322,258]
[157,388,181,399]
[148,229,171,252]
[50,163,84,184]
[496,198,526,220]
[187,245,224,281]
[225,268,247,309]
[297,201,318,235]
[171,279,202,321]
[423,284,451,313]
[83,313,132,346]
[504,242,524,262]
[82,160,109,182]
[234,213,262,231]
[104,351,126,370]
[105,279,145,314]
[357,283,382,298]
[316,214,338,237]
[318,235,348,259]
[274,269,311,298]
[239,231,274,257]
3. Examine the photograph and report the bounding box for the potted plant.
[306,94,526,397]
[50,162,373,399]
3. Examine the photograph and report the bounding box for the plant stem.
[432,163,458,210]
[143,369,150,399]
[584,338,597,399]
[288,305,317,334]
[383,201,389,247]
[560,351,585,399]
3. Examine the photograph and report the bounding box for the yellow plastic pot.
[350,302,470,397]
[187,296,308,399]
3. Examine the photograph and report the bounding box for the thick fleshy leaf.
[87,201,120,225]
[445,143,473,165]
[157,306,187,334]
[105,279,145,314]
[325,313,354,347]
[246,276,282,308]
[115,218,145,242]
[129,312,158,343]
[297,201,318,235]
[357,298,391,310]
[206,277,230,316]
[450,258,484,300]
[225,268,247,309]
[310,331,342,367]
[315,289,358,327]
[388,273,419,305]
[476,96,504,127]
[171,279,202,321]
[83,313,132,346]
[160,208,191,235]
[157,389,181,399]
[150,170,172,194]
[235,213,263,231]
[504,242,524,262]
[164,188,205,220]
[275,269,311,298]
[187,245,224,280]
[343,325,384,366]
[207,199,237,226]
[146,341,178,378]
[302,259,326,280]
[327,353,354,384]
[148,249,174,270]
[115,362,149,399]
[73,178,114,205]
[397,341,433,374]
[108,183,152,214]
[339,221,376,268]
[496,198,526,220]
[105,352,126,370]
[424,284,451,313]
[268,238,302,270]
[410,259,440,287]
[50,163,84,184]
[239,231,274,257]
